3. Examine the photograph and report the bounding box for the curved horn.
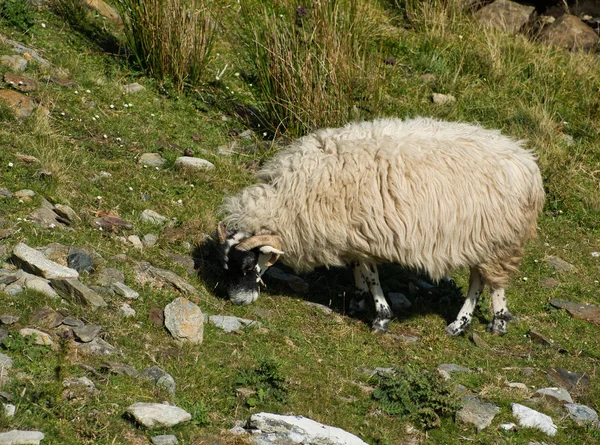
[236,234,283,252]
[217,222,228,243]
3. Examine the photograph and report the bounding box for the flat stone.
[30,307,65,329]
[0,90,36,119]
[13,189,35,198]
[149,307,164,326]
[3,283,23,296]
[139,153,166,168]
[431,93,456,105]
[512,403,557,436]
[135,262,199,297]
[4,73,37,93]
[12,243,79,279]
[0,330,8,344]
[456,397,500,432]
[3,404,15,418]
[93,216,133,231]
[164,297,203,344]
[141,366,176,395]
[67,253,94,274]
[0,353,13,370]
[0,430,44,444]
[96,267,125,286]
[545,256,574,272]
[164,252,196,275]
[0,270,18,285]
[174,156,215,172]
[539,14,600,51]
[127,235,143,249]
[508,382,529,391]
[140,209,168,225]
[23,277,60,299]
[19,328,54,346]
[0,55,27,72]
[438,363,472,380]
[14,153,39,164]
[209,315,261,333]
[151,435,178,445]
[112,281,139,299]
[265,267,309,294]
[126,402,191,428]
[72,324,101,343]
[63,376,97,392]
[100,361,140,377]
[475,0,535,33]
[61,317,84,327]
[53,204,78,223]
[534,387,573,404]
[123,82,145,94]
[119,303,136,317]
[76,337,117,355]
[50,278,107,309]
[0,315,19,325]
[247,412,369,445]
[550,299,600,326]
[142,233,158,247]
[388,292,412,312]
[547,367,590,392]
[28,205,63,229]
[0,36,51,66]
[564,403,599,426]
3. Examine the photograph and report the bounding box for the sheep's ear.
[217,222,228,243]
[259,246,284,256]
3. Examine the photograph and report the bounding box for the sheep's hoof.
[445,320,469,337]
[371,318,390,334]
[487,318,508,335]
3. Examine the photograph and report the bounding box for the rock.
[4,73,37,93]
[0,36,51,66]
[53,204,78,223]
[101,361,140,377]
[63,376,97,393]
[0,329,8,344]
[437,363,472,380]
[14,153,39,164]
[499,423,518,431]
[534,387,573,404]
[388,292,412,313]
[547,367,590,393]
[72,324,101,343]
[13,190,35,198]
[246,412,368,445]
[124,82,145,94]
[140,209,168,225]
[112,281,139,299]
[96,267,125,286]
[83,0,122,24]
[303,301,333,315]
[0,270,18,285]
[149,307,164,326]
[3,404,15,418]
[151,435,178,445]
[127,235,143,249]
[512,403,557,436]
[30,307,65,329]
[389,333,420,343]
[93,216,133,231]
[209,315,261,333]
[50,278,107,309]
[431,93,456,105]
[0,315,19,325]
[76,337,117,355]
[119,303,136,318]
[2,283,23,296]
[507,382,528,391]
[174,156,215,172]
[539,14,599,52]
[265,267,309,294]
[134,262,199,297]
[19,328,54,346]
[126,402,191,428]
[23,276,60,298]
[456,396,500,432]
[0,56,27,72]
[164,297,203,344]
[67,253,94,274]
[142,233,158,247]
[545,256,574,271]
[62,317,84,327]
[0,430,44,445]
[469,332,488,348]
[0,353,13,370]
[164,252,196,275]
[0,90,36,119]
[549,299,600,326]
[139,153,166,168]
[474,0,535,33]
[12,243,79,279]
[141,366,176,396]
[564,403,599,427]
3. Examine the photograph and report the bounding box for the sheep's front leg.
[445,267,484,336]
[349,261,369,314]
[487,287,512,335]
[359,261,392,333]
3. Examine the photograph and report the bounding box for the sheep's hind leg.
[445,267,484,336]
[487,287,512,335]
[349,261,369,314]
[358,261,392,333]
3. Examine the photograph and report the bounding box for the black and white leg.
[349,261,369,314]
[445,267,484,336]
[356,261,392,333]
[487,287,512,334]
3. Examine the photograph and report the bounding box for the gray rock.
[127,235,143,249]
[93,216,133,231]
[62,376,97,393]
[474,0,535,33]
[0,353,13,370]
[23,277,59,298]
[507,382,528,391]
[89,285,115,298]
[3,283,23,296]
[101,361,140,377]
[151,435,178,445]
[50,278,107,309]
[547,367,590,392]
[265,267,309,294]
[0,270,18,285]
[135,262,199,297]
[388,292,412,313]
[564,403,599,427]
[13,189,35,198]
[174,156,215,172]
[123,82,145,94]
[432,93,456,105]
[30,307,65,329]
[53,204,78,223]
[140,209,168,225]
[549,299,600,327]
[164,252,196,275]
[0,315,19,325]
[72,324,102,343]
[534,387,573,404]
[539,277,560,289]
[112,281,139,299]
[0,430,45,444]
[0,329,8,344]
[61,317,84,327]
[247,412,369,445]
[12,243,79,279]
[3,404,15,418]
[164,297,203,344]
[512,403,557,436]
[139,153,166,168]
[539,14,600,52]
[0,36,51,66]
[438,363,472,380]
[76,337,117,355]
[142,233,158,247]
[119,303,136,317]
[67,253,94,274]
[0,55,27,72]
[126,402,191,428]
[545,256,574,271]
[456,397,500,432]
[209,315,261,333]
[19,328,54,346]
[141,366,176,395]
[96,267,125,286]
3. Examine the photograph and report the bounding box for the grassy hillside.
[0,0,599,444]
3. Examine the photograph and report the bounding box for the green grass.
[0,1,599,444]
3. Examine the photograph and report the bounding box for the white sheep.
[217,117,544,334]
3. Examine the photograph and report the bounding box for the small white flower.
[95,115,100,119]
[263,132,267,137]
[128,186,133,191]
[128,103,133,107]
[92,117,96,121]
[41,23,46,28]
[215,76,220,81]
[177,199,183,204]
[110,104,115,109]
[60,112,65,116]
[96,196,102,200]
[459,35,463,40]
[8,162,13,167]
[124,104,129,108]
[116,137,122,142]
[86,89,91,93]
[235,72,240,77]
[74,90,79,94]
[49,223,56,229]
[189,184,194,188]
[103,134,108,139]
[522,277,528,281]
[150,113,155,117]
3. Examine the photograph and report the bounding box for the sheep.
[217,117,544,335]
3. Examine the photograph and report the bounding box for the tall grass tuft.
[239,0,386,137]
[117,0,215,91]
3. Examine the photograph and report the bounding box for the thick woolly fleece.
[222,117,544,288]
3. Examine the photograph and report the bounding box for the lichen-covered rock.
[126,402,191,428]
[164,297,203,344]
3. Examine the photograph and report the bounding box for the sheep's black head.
[216,222,284,306]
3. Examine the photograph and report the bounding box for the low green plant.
[235,358,288,408]
[0,0,35,32]
[372,367,461,429]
